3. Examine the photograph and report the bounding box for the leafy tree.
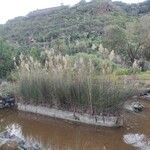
[102,25,127,57]
[125,21,142,63]
[30,47,41,60]
[139,15,150,60]
[0,39,15,78]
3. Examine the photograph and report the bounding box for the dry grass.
[15,51,137,115]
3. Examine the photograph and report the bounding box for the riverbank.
[17,103,123,127]
[16,88,150,127]
[0,93,150,150]
[1,73,149,128]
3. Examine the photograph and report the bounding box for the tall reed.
[16,51,136,115]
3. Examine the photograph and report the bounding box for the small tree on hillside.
[0,39,15,78]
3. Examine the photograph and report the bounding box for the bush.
[15,53,137,115]
[114,67,141,75]
[7,71,19,82]
[0,39,16,78]
[72,53,118,74]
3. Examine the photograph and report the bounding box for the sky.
[0,0,145,24]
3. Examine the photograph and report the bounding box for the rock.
[0,95,16,109]
[0,131,41,150]
[0,140,18,150]
[131,102,144,112]
[124,101,144,112]
[123,133,150,149]
[140,89,150,97]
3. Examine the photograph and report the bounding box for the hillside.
[1,0,123,46]
[0,0,150,125]
[0,1,136,47]
[0,0,150,78]
[114,0,150,15]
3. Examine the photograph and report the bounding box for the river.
[0,98,150,150]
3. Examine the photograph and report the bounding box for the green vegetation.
[0,0,149,116]
[114,68,141,75]
[0,0,149,63]
[0,39,17,78]
[16,52,136,115]
[19,70,135,115]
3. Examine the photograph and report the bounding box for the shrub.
[114,67,141,75]
[0,39,16,78]
[7,71,19,82]
[17,53,136,115]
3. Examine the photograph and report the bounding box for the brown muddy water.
[0,98,150,150]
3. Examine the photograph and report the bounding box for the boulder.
[0,95,16,109]
[123,133,150,150]
[131,102,144,112]
[124,101,144,112]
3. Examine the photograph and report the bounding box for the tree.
[125,21,142,64]
[79,0,86,4]
[139,15,150,60]
[126,16,150,63]
[0,39,15,78]
[102,25,127,58]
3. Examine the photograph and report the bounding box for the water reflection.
[0,110,130,150]
[0,98,149,150]
[6,123,23,138]
[123,133,150,150]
